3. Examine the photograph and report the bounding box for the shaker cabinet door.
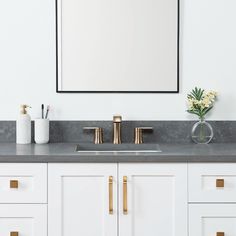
[189,204,236,236]
[48,163,117,236]
[118,163,187,236]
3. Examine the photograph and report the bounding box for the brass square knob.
[216,232,224,236]
[216,179,224,188]
[10,180,19,189]
[10,232,19,236]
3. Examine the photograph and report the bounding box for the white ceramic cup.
[34,119,49,144]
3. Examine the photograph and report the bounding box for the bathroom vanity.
[0,143,236,236]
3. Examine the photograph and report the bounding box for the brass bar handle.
[109,176,113,214]
[10,232,19,236]
[123,176,128,215]
[10,180,19,189]
[216,179,224,188]
[216,232,224,236]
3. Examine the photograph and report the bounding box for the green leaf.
[188,87,204,101]
[191,87,204,100]
[202,106,213,116]
[187,110,200,116]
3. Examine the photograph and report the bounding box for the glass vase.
[191,118,213,144]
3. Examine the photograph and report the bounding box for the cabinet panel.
[189,164,236,202]
[119,163,187,236]
[48,163,117,236]
[0,204,47,236]
[189,204,236,236]
[0,163,47,203]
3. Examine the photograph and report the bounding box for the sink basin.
[76,143,161,153]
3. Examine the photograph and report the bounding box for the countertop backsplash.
[0,121,236,144]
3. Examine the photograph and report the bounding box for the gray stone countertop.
[0,143,236,162]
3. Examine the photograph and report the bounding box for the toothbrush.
[41,104,44,119]
[45,105,50,119]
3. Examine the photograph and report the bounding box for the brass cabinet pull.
[109,176,113,214]
[123,176,128,215]
[216,232,224,236]
[216,179,224,188]
[10,232,19,236]
[10,180,18,189]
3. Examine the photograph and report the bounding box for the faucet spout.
[113,115,122,144]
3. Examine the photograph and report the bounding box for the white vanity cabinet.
[48,163,187,236]
[2,162,236,236]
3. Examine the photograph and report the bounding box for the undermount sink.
[76,143,161,153]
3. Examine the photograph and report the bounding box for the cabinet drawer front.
[189,164,236,202]
[0,204,47,236]
[189,204,236,236]
[0,164,47,203]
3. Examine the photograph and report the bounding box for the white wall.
[0,0,236,121]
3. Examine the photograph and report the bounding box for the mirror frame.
[55,0,180,93]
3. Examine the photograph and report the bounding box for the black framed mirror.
[56,0,179,93]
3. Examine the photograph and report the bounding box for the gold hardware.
[20,104,31,115]
[94,128,103,144]
[134,127,153,144]
[216,179,224,188]
[216,232,224,236]
[10,180,18,189]
[109,176,113,214]
[123,176,128,215]
[83,127,103,144]
[113,115,122,144]
[113,115,122,123]
[10,232,19,236]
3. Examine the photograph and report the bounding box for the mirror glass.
[57,0,179,93]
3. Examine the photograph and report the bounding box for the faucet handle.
[134,127,153,144]
[83,127,103,144]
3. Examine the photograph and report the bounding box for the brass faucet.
[113,115,122,144]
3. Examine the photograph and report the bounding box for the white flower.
[187,88,218,119]
[187,98,194,109]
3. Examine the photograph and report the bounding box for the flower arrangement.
[187,87,217,120]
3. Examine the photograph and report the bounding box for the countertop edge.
[0,155,236,163]
[0,143,236,163]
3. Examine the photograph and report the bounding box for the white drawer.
[0,163,47,203]
[0,204,47,236]
[189,164,236,202]
[189,204,236,236]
